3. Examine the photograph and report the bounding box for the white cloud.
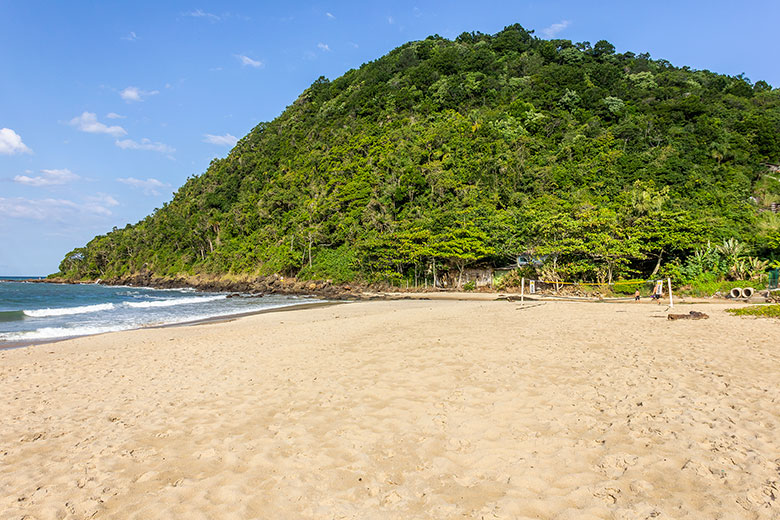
[121,31,137,41]
[236,54,263,68]
[541,20,571,38]
[85,193,120,212]
[120,86,159,102]
[326,12,335,19]
[203,133,238,146]
[14,168,79,187]
[116,177,170,196]
[184,9,220,21]
[69,112,127,137]
[317,42,331,52]
[106,112,125,119]
[115,138,175,154]
[0,128,32,155]
[0,196,115,221]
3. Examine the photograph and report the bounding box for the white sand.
[1,300,778,519]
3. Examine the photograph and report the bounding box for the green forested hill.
[58,25,780,286]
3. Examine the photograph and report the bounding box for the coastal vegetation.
[726,304,780,318]
[56,25,780,289]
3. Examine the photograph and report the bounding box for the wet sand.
[1,299,778,519]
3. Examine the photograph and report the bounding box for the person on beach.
[634,289,641,301]
[652,281,663,303]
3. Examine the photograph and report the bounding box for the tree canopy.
[57,24,780,286]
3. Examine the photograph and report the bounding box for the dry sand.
[1,299,778,519]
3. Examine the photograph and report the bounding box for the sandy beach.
[1,298,778,519]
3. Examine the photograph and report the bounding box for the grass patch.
[726,305,780,318]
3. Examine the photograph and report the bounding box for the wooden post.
[521,277,525,304]
[668,278,674,308]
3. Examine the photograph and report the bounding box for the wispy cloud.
[317,42,331,52]
[121,31,137,41]
[0,128,32,155]
[115,138,175,154]
[236,54,263,68]
[69,112,127,137]
[106,112,125,119]
[116,177,170,196]
[0,196,116,220]
[120,86,159,102]
[326,12,335,19]
[184,9,220,21]
[85,193,119,214]
[541,20,571,38]
[203,133,238,146]
[14,168,79,187]
[388,16,394,24]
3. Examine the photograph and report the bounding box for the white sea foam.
[23,303,116,318]
[0,325,126,341]
[1,299,321,343]
[124,295,225,309]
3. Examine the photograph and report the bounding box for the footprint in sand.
[596,453,639,478]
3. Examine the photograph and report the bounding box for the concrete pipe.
[729,287,743,299]
[742,287,755,298]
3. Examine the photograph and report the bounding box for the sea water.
[0,278,319,344]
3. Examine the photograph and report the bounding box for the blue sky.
[1,1,778,276]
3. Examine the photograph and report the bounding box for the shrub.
[297,246,357,283]
[611,279,646,295]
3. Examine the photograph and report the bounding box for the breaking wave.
[0,325,126,342]
[123,295,225,308]
[23,303,116,318]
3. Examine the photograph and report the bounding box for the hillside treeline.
[58,24,780,287]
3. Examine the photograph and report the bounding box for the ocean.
[0,278,320,345]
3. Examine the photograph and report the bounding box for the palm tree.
[715,238,750,280]
[715,238,748,260]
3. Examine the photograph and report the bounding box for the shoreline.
[0,300,346,351]
[1,290,755,351]
[14,274,773,305]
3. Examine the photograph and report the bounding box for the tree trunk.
[650,249,664,277]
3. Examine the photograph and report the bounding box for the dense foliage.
[57,25,780,286]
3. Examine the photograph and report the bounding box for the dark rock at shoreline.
[48,271,373,300]
[41,271,453,301]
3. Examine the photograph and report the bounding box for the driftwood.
[667,311,709,321]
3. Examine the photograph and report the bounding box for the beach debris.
[667,311,709,320]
